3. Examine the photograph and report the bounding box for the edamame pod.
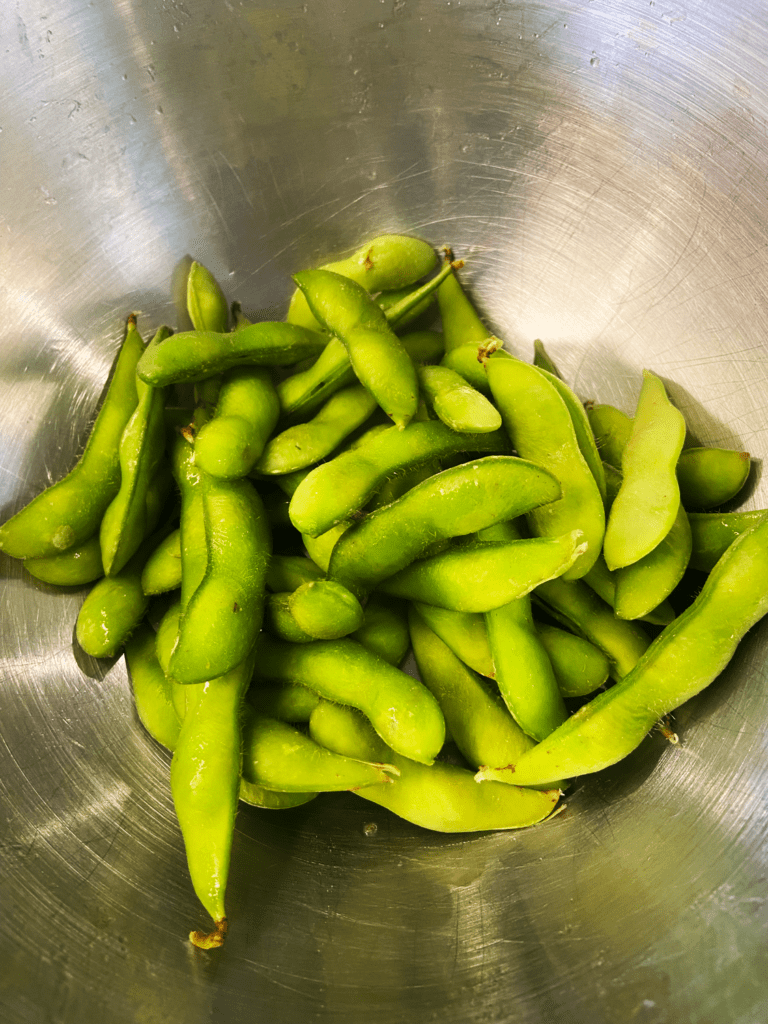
[100,329,170,575]
[488,513,768,787]
[289,421,509,538]
[436,267,491,352]
[171,653,252,949]
[240,710,397,792]
[411,603,494,678]
[137,322,327,386]
[485,596,568,742]
[292,269,419,429]
[440,344,513,394]
[169,473,271,684]
[254,637,445,765]
[187,260,229,334]
[266,554,324,593]
[309,702,559,832]
[287,234,438,330]
[613,503,692,620]
[535,624,610,698]
[0,315,144,559]
[586,403,630,469]
[350,594,410,665]
[194,367,280,479]
[409,607,533,768]
[487,357,605,579]
[603,371,686,570]
[416,365,502,433]
[289,580,365,639]
[125,623,181,751]
[141,528,182,596]
[265,593,314,643]
[328,457,562,599]
[676,446,751,509]
[379,532,587,612]
[255,385,378,476]
[534,577,651,679]
[532,339,561,378]
[688,509,768,572]
[247,682,321,722]
[24,533,104,587]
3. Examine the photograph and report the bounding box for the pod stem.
[189,917,228,950]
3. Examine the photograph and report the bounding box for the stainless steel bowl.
[2,2,767,1021]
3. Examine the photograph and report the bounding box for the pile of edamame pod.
[3,234,768,950]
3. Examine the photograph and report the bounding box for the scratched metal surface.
[1,1,767,1022]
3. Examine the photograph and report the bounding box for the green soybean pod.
[436,267,491,352]
[171,653,252,949]
[416,365,502,433]
[614,503,692,621]
[677,447,751,509]
[187,260,229,334]
[266,554,324,593]
[125,623,181,751]
[689,509,768,572]
[487,513,768,788]
[194,367,280,480]
[141,529,182,596]
[350,594,410,666]
[137,322,327,386]
[379,532,587,612]
[532,339,561,378]
[487,357,605,580]
[409,606,534,768]
[534,577,651,680]
[308,701,560,832]
[485,594,568,742]
[411,603,494,678]
[535,624,610,698]
[254,636,445,765]
[289,420,509,538]
[303,522,351,574]
[254,385,378,476]
[240,709,397,792]
[604,371,687,570]
[440,344,513,395]
[585,403,631,469]
[328,456,562,599]
[0,315,144,560]
[170,435,208,612]
[265,593,314,643]
[583,552,675,627]
[292,269,419,430]
[75,533,156,658]
[287,234,438,330]
[24,534,104,587]
[100,331,170,576]
[247,682,322,722]
[289,580,365,640]
[169,473,271,684]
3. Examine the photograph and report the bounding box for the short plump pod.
[411,603,495,678]
[534,577,651,680]
[24,533,104,587]
[535,624,610,699]
[484,512,768,788]
[286,234,438,330]
[487,357,605,579]
[308,701,560,832]
[0,315,144,560]
[292,269,420,429]
[416,365,502,433]
[168,472,271,684]
[136,321,327,386]
[170,652,252,949]
[349,594,410,666]
[289,420,509,538]
[378,531,586,613]
[288,580,365,640]
[688,509,768,572]
[187,260,229,334]
[141,528,182,596]
[603,371,686,570]
[254,384,378,476]
[409,606,534,769]
[100,328,170,576]
[194,367,280,479]
[240,708,397,792]
[253,636,445,765]
[327,456,561,599]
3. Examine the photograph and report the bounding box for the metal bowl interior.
[1,2,767,1022]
